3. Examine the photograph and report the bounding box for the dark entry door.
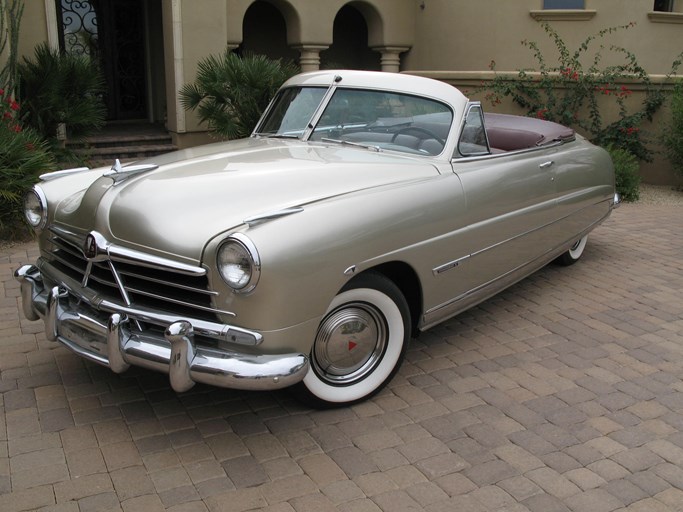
[57,0,147,120]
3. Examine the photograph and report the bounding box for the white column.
[374,46,410,73]
[44,0,60,50]
[294,45,328,72]
[171,0,186,133]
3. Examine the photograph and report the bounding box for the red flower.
[0,88,4,96]
[9,100,19,111]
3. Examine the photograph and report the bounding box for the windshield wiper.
[260,133,301,139]
[321,137,382,152]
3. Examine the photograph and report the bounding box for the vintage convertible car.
[16,70,619,406]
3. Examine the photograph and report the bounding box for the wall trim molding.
[529,9,597,21]
[648,11,683,24]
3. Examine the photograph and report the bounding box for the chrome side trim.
[433,254,470,275]
[424,207,613,328]
[431,194,612,277]
[452,140,564,163]
[39,167,90,181]
[244,206,304,226]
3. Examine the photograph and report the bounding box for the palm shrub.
[181,52,298,139]
[18,42,106,142]
[662,81,683,179]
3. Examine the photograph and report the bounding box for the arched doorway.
[320,5,380,71]
[237,1,299,63]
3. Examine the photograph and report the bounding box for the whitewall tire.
[556,235,588,266]
[296,272,410,407]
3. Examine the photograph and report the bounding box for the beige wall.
[17,0,51,58]
[404,0,683,75]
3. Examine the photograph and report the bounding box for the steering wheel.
[390,126,445,146]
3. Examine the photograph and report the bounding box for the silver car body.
[16,70,618,404]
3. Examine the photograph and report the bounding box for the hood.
[55,138,439,261]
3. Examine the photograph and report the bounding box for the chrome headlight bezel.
[24,185,48,230]
[216,233,261,294]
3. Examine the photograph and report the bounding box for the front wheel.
[295,272,411,408]
[556,235,588,266]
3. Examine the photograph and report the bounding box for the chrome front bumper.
[15,264,309,392]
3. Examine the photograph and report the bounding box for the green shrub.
[18,42,106,142]
[0,95,55,238]
[180,52,298,139]
[662,81,683,178]
[607,146,640,202]
[486,22,682,162]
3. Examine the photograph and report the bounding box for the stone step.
[68,133,174,150]
[66,123,177,167]
[76,143,178,167]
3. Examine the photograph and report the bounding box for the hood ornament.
[103,159,159,184]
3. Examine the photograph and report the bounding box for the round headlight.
[217,234,260,293]
[24,186,47,229]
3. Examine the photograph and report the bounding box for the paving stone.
[602,479,648,506]
[298,453,346,486]
[463,459,518,486]
[222,455,269,488]
[405,481,449,507]
[2,484,56,512]
[110,465,156,501]
[563,468,607,490]
[498,474,544,502]
[328,446,378,478]
[610,446,664,472]
[563,488,624,512]
[54,473,114,502]
[586,459,630,482]
[526,467,581,499]
[321,480,365,505]
[77,491,121,512]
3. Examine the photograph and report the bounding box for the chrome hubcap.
[312,302,387,385]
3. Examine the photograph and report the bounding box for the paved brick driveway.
[1,203,683,512]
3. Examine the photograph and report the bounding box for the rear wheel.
[296,272,410,407]
[556,235,588,266]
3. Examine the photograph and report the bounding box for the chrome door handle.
[539,161,554,169]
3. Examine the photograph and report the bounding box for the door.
[57,0,148,120]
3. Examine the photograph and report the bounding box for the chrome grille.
[48,232,221,322]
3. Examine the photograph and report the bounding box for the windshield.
[310,88,452,155]
[257,87,326,137]
[256,85,453,156]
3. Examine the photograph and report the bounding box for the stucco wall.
[404,0,683,76]
[17,0,51,57]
